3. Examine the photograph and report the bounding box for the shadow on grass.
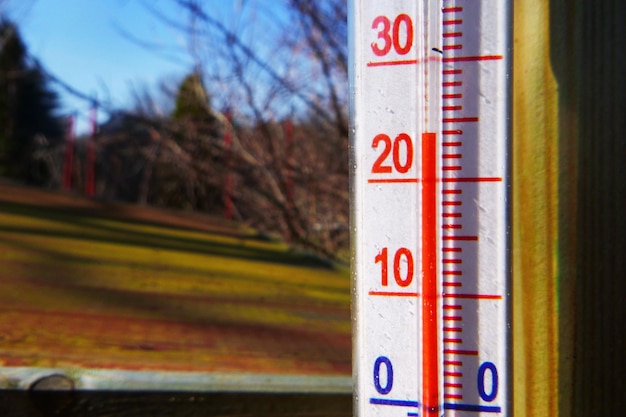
[0,234,349,299]
[0,191,351,373]
[0,200,334,269]
[0,233,351,372]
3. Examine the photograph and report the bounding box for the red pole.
[63,115,75,191]
[85,105,97,197]
[223,111,233,220]
[284,119,294,210]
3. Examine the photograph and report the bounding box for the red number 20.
[371,14,414,57]
[372,133,414,174]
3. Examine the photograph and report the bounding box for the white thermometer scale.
[350,0,512,415]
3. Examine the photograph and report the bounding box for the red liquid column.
[421,132,440,417]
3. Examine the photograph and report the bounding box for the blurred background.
[0,0,349,260]
[1,1,624,416]
[0,1,353,404]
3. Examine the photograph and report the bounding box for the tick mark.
[432,47,443,54]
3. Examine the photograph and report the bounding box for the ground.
[0,180,351,379]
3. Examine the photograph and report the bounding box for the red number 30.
[371,14,414,57]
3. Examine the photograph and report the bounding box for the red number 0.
[371,14,414,57]
[372,133,414,174]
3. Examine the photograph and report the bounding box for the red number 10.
[375,247,414,287]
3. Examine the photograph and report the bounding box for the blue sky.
[4,0,262,132]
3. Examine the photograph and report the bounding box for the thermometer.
[350,0,512,416]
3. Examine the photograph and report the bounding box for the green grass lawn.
[0,181,351,376]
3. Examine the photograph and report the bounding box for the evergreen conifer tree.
[172,71,212,123]
[0,17,63,182]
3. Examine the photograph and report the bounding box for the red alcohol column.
[422,132,440,416]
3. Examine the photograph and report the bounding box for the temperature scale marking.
[352,0,511,416]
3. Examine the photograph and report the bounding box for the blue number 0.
[477,361,498,402]
[373,356,394,395]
